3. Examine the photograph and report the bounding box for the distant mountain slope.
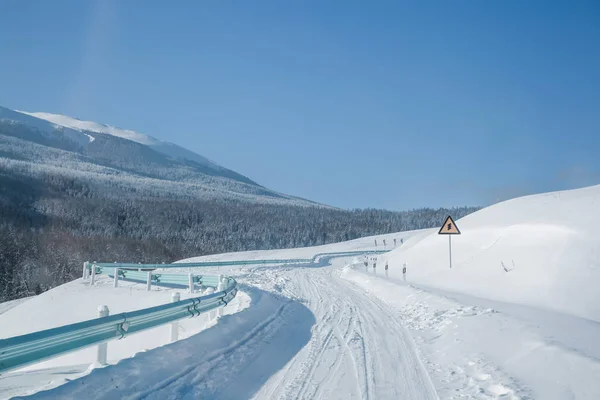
[0,105,310,204]
[20,111,234,178]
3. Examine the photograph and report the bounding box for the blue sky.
[1,1,599,210]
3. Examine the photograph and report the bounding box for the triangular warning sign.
[438,215,461,235]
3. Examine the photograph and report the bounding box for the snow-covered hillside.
[0,106,91,148]
[20,111,223,174]
[380,184,600,321]
[0,105,318,204]
[0,105,261,187]
[20,112,160,146]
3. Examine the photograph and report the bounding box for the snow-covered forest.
[0,163,477,301]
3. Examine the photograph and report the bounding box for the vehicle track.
[252,260,438,400]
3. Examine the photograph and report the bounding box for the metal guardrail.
[0,249,389,374]
[87,249,390,273]
[310,250,388,261]
[0,275,237,373]
[91,259,309,270]
[83,264,222,291]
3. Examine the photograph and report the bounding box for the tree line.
[0,166,479,302]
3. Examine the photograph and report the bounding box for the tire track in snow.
[339,270,439,400]
[295,326,335,400]
[352,305,373,399]
[311,299,361,400]
[243,259,438,400]
[269,272,356,399]
[288,275,341,400]
[331,302,366,399]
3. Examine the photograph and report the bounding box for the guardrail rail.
[1,249,390,374]
[0,275,237,373]
[85,249,389,277]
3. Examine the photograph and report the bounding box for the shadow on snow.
[18,285,315,400]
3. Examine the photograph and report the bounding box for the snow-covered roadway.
[9,251,600,399]
[248,261,438,400]
[18,256,438,400]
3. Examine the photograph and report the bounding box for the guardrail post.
[170,292,180,342]
[96,305,109,365]
[217,275,224,292]
[82,261,89,281]
[147,271,152,291]
[90,263,96,286]
[188,273,194,293]
[217,276,227,317]
[113,268,119,288]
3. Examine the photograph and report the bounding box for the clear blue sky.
[1,1,599,210]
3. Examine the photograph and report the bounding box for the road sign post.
[438,216,461,269]
[449,235,452,268]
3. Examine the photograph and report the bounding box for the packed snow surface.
[1,185,600,399]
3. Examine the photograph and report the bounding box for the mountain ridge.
[0,105,320,204]
[19,110,228,174]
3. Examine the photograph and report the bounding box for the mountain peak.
[20,111,159,146]
[18,110,222,170]
[0,105,260,187]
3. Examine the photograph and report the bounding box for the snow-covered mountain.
[20,111,222,173]
[0,105,312,205]
[0,106,92,148]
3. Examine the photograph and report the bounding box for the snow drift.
[382,184,600,321]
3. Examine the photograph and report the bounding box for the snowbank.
[381,185,600,321]
[342,263,600,400]
[0,276,250,374]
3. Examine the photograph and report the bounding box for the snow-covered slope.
[0,107,90,148]
[21,111,221,172]
[0,105,324,204]
[0,105,260,187]
[20,112,157,146]
[381,184,600,321]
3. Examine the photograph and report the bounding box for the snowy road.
[21,257,438,400]
[248,262,438,400]
[136,259,438,400]
[12,252,600,399]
